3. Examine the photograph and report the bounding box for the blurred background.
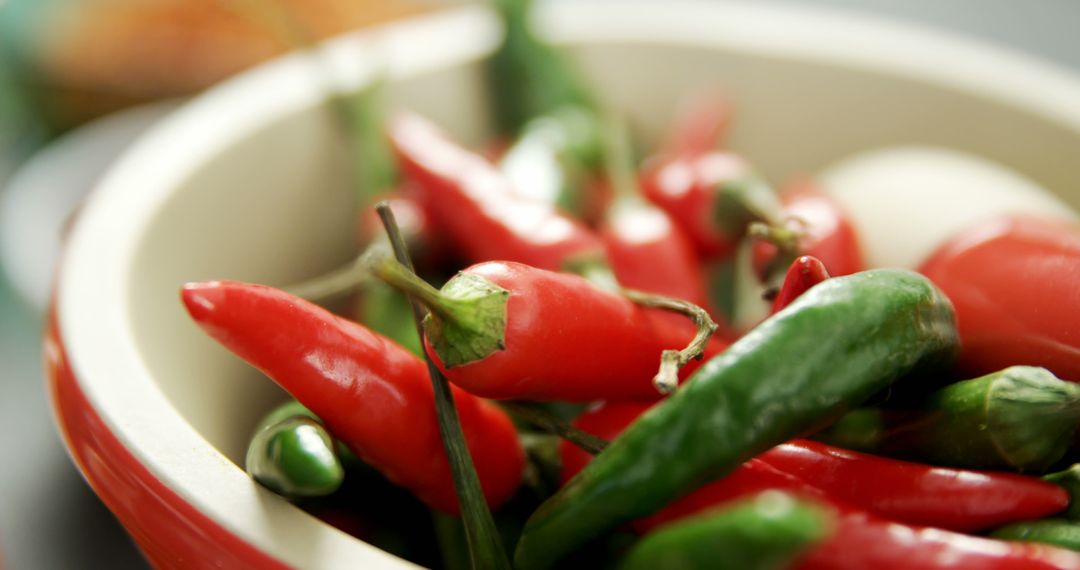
[0,0,1078,567]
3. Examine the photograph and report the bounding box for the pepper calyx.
[987,366,1080,471]
[424,272,510,368]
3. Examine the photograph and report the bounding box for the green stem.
[375,203,511,570]
[501,402,609,455]
[623,288,719,395]
[365,250,452,317]
[284,255,369,302]
[602,113,640,204]
[366,248,510,367]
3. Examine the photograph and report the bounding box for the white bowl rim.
[55,1,1080,568]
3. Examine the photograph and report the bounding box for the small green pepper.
[992,519,1080,552]
[514,269,957,569]
[825,366,1080,472]
[245,401,344,499]
[619,491,834,570]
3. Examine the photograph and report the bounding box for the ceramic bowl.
[46,2,1080,568]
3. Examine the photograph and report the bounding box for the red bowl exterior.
[45,312,291,570]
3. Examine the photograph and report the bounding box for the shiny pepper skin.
[429,261,726,401]
[389,111,605,272]
[567,403,1080,570]
[181,280,525,513]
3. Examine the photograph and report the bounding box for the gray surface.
[0,275,146,569]
[0,1,1079,568]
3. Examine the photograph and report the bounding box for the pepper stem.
[501,402,609,455]
[602,112,642,204]
[622,288,719,395]
[376,203,511,570]
[366,249,509,367]
[284,254,370,302]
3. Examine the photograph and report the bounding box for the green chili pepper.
[246,401,345,499]
[514,269,957,569]
[488,0,595,135]
[1045,464,1080,520]
[619,491,834,570]
[811,408,884,452]
[836,366,1080,472]
[992,519,1080,552]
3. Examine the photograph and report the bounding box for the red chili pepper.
[597,191,709,310]
[565,403,1068,534]
[662,94,734,157]
[759,439,1068,533]
[797,511,1080,570]
[596,117,717,323]
[640,150,761,259]
[373,259,726,402]
[565,404,1080,569]
[180,281,525,513]
[754,180,864,279]
[919,215,1080,381]
[388,111,605,271]
[633,459,1080,570]
[770,256,830,314]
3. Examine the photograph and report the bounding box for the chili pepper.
[566,402,1066,534]
[246,414,344,499]
[180,280,525,513]
[799,510,1080,570]
[809,408,882,452]
[1046,465,1080,520]
[598,115,714,313]
[753,180,864,280]
[618,491,834,570]
[760,439,1068,532]
[832,366,1080,472]
[919,215,1080,381]
[640,149,780,260]
[514,269,957,568]
[390,111,606,271]
[994,519,1080,553]
[769,256,829,315]
[487,0,594,135]
[661,93,734,158]
[370,256,724,401]
[633,453,1080,570]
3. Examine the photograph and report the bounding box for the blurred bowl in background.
[0,101,178,310]
[45,1,1080,568]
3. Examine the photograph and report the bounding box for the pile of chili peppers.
[180,1,1080,568]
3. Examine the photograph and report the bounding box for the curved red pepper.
[754,180,864,279]
[632,460,1080,570]
[430,261,727,401]
[640,150,756,259]
[919,215,1080,381]
[180,281,525,513]
[389,111,605,271]
[564,403,1068,534]
[759,439,1067,533]
[770,256,830,314]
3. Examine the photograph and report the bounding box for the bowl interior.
[61,2,1080,566]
